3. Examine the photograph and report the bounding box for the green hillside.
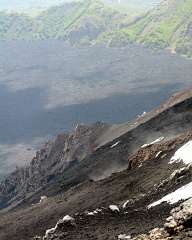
[109,0,192,57]
[0,12,33,39]
[0,0,128,45]
[0,0,191,57]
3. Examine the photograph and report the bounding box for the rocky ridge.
[0,89,192,239]
[0,122,110,210]
[31,133,192,240]
[1,88,192,212]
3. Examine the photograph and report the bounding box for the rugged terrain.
[118,0,192,57]
[0,89,192,239]
[0,0,192,57]
[0,0,128,45]
[0,122,111,210]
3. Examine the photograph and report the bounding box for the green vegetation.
[0,0,191,57]
[0,0,128,45]
[0,0,93,40]
[99,0,192,57]
[117,0,192,57]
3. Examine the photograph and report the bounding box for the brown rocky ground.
[0,131,192,240]
[0,89,192,239]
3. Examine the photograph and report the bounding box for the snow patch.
[110,141,120,148]
[39,196,47,204]
[96,208,102,212]
[118,234,131,239]
[148,181,192,208]
[43,215,74,239]
[123,200,130,209]
[63,215,74,222]
[87,212,95,216]
[141,137,164,148]
[45,228,55,238]
[109,205,119,212]
[155,151,162,158]
[169,140,192,165]
[161,153,167,159]
[87,208,102,216]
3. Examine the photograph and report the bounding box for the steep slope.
[0,1,91,40]
[0,89,192,218]
[58,0,127,45]
[0,0,128,44]
[110,0,192,57]
[0,122,111,210]
[0,12,33,39]
[1,0,191,58]
[1,115,192,239]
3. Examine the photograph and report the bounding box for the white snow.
[148,181,192,208]
[141,137,164,148]
[161,153,167,159]
[39,196,47,204]
[44,215,74,238]
[45,228,55,237]
[169,140,192,165]
[87,212,95,216]
[109,205,120,212]
[63,215,74,222]
[155,151,162,158]
[118,234,131,239]
[110,141,120,148]
[87,208,102,216]
[96,208,102,212]
[138,163,143,168]
[141,144,148,148]
[123,200,130,209]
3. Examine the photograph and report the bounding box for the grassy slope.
[0,0,191,57]
[64,0,129,45]
[0,0,127,44]
[114,0,192,57]
[0,12,33,40]
[35,0,92,39]
[0,0,93,40]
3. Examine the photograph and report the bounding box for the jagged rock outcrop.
[1,89,192,211]
[1,130,192,240]
[0,122,109,209]
[1,89,192,240]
